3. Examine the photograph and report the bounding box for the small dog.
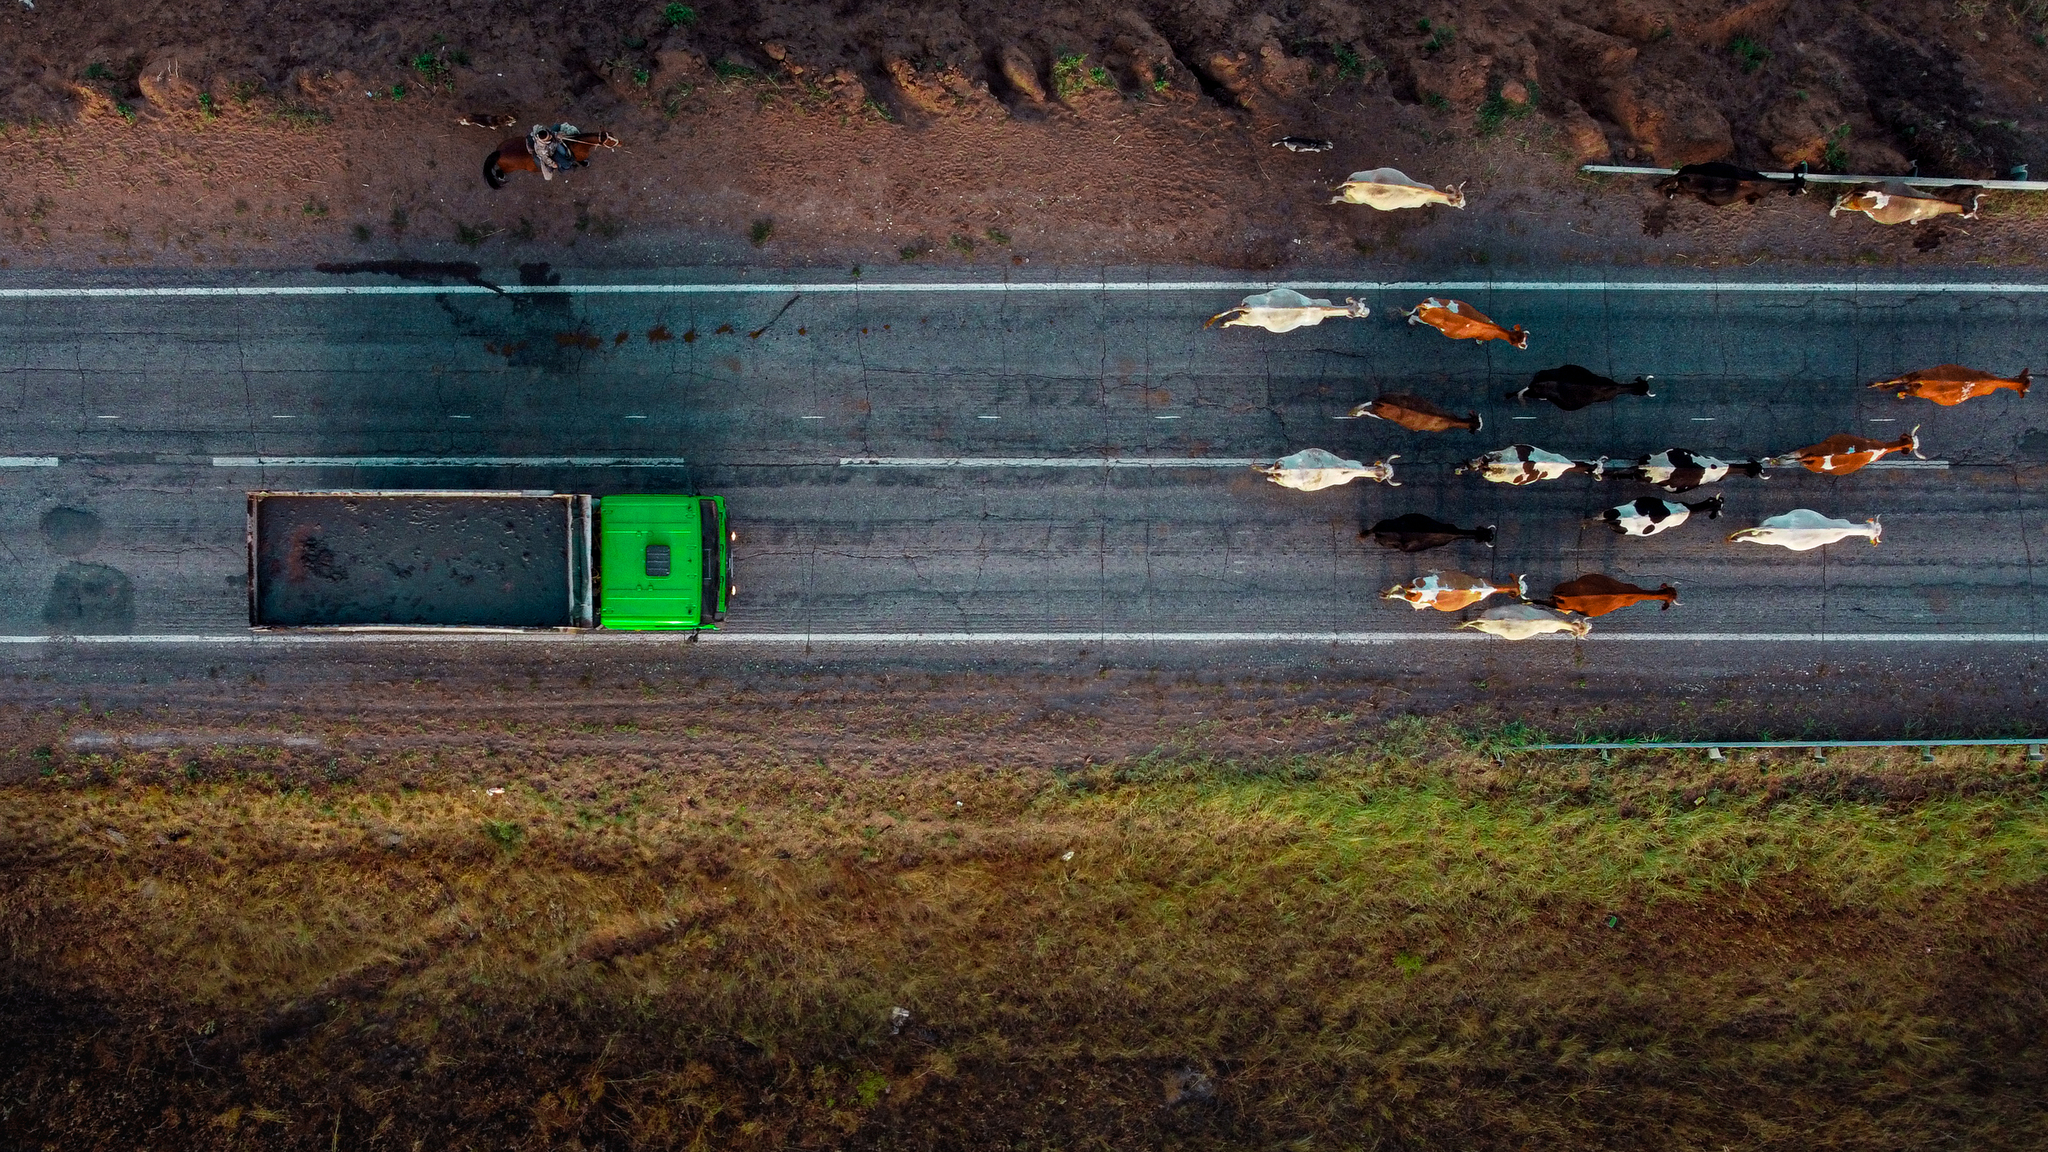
[458,112,519,130]
[1272,136,1334,152]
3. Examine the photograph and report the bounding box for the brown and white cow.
[1402,298,1529,349]
[1363,513,1496,552]
[1207,288,1371,333]
[1830,182,1981,225]
[1349,393,1482,434]
[1457,604,1591,640]
[1657,161,1806,207]
[1256,448,1400,490]
[1455,444,1602,486]
[1329,168,1466,210]
[1509,365,1650,410]
[1868,365,2030,407]
[1544,573,1678,616]
[1381,570,1526,612]
[1593,494,1724,537]
[1727,509,1882,550]
[1597,449,1767,493]
[1769,427,1921,475]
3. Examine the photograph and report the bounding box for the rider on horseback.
[527,123,580,181]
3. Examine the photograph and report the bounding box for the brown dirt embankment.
[4,710,2047,1150]
[3,0,2048,272]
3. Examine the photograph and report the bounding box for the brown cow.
[1658,161,1806,207]
[1401,298,1529,349]
[1868,365,2030,407]
[1349,393,1482,433]
[1768,427,1922,475]
[1544,574,1678,616]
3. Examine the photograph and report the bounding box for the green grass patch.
[9,721,2048,1148]
[1731,36,1772,73]
[662,2,697,26]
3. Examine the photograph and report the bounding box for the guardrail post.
[2030,745,2045,763]
[1811,747,1827,762]
[1706,747,1724,762]
[1922,747,1936,763]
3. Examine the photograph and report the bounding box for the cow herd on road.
[1216,280,2032,640]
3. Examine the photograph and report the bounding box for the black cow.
[1657,161,1807,207]
[1510,365,1655,412]
[1363,513,1496,552]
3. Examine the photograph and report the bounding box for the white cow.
[1255,448,1400,491]
[1456,604,1591,640]
[1382,570,1527,611]
[1727,509,1883,550]
[1329,168,1466,210]
[1206,288,1370,332]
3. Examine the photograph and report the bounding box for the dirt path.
[4,0,2047,274]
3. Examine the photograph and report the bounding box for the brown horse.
[483,130,620,189]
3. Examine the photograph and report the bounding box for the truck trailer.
[247,491,731,631]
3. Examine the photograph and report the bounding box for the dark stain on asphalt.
[44,562,135,634]
[681,329,698,343]
[554,332,602,350]
[316,260,503,294]
[40,507,103,557]
[647,325,673,343]
[715,324,735,334]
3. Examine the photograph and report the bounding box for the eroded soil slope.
[3,0,2048,270]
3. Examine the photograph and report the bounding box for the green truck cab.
[595,494,732,630]
[247,491,733,631]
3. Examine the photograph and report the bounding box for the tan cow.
[1768,427,1921,475]
[1329,168,1466,210]
[1401,298,1529,349]
[1545,574,1677,616]
[1727,509,1882,550]
[1830,182,1981,225]
[1868,365,2030,407]
[1456,604,1591,640]
[1255,448,1400,491]
[1381,570,1526,612]
[1206,288,1370,333]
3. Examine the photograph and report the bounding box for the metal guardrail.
[1579,164,2048,193]
[1518,738,2046,762]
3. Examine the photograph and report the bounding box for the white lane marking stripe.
[6,280,2048,298]
[842,457,1263,468]
[0,456,61,467]
[1861,459,1950,469]
[0,632,2041,645]
[211,456,690,467]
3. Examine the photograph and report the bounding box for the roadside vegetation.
[3,718,2046,1149]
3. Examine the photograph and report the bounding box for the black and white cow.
[1598,449,1767,493]
[1593,494,1725,537]
[1456,444,1604,486]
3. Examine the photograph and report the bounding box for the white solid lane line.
[210,456,691,467]
[841,457,1264,468]
[0,632,2040,645]
[5,279,2048,299]
[0,457,60,467]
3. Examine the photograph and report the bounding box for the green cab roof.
[596,495,719,630]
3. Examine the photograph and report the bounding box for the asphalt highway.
[2,269,2044,667]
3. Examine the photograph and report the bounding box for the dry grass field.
[4,712,2047,1149]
